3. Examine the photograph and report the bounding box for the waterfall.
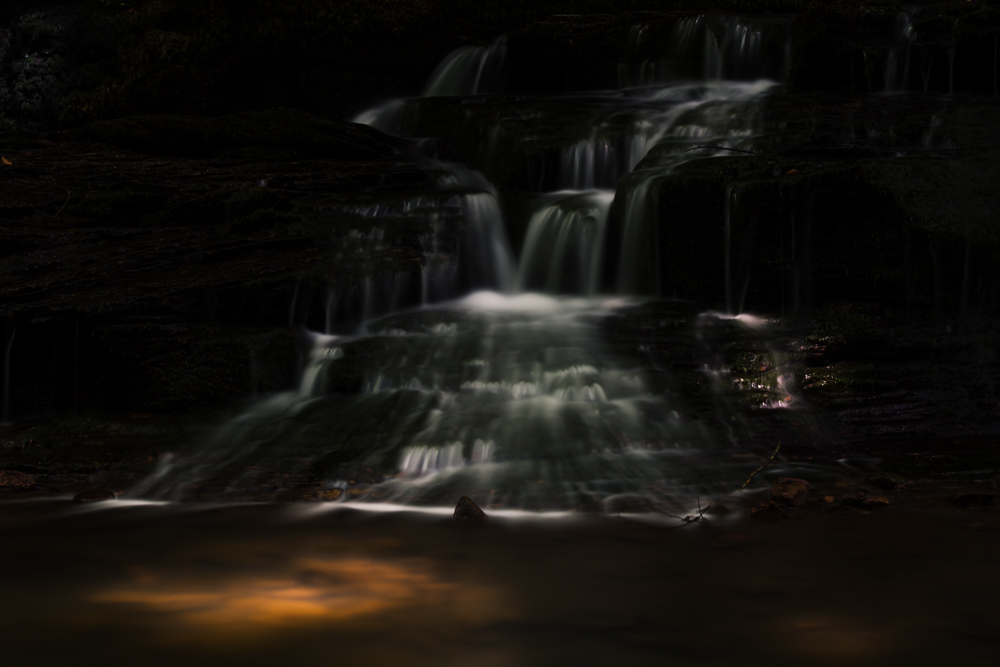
[353,37,506,132]
[139,16,807,511]
[437,169,516,294]
[618,14,790,88]
[616,173,663,295]
[885,12,916,93]
[517,190,613,295]
[422,37,506,97]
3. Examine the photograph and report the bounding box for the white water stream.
[138,15,812,511]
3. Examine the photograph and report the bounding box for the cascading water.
[885,11,917,93]
[422,37,507,97]
[352,37,506,134]
[516,190,613,295]
[138,16,818,512]
[618,14,790,88]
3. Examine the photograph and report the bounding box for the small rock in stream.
[770,477,810,507]
[838,487,869,505]
[73,489,117,503]
[0,470,35,492]
[866,473,905,491]
[454,496,488,526]
[861,495,890,509]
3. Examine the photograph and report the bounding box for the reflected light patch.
[91,557,508,636]
[777,613,897,662]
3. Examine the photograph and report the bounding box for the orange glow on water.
[91,556,507,636]
[776,613,900,663]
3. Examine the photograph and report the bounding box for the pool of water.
[1,496,997,666]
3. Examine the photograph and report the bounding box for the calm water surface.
[1,497,997,666]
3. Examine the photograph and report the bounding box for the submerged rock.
[454,496,488,525]
[867,473,905,491]
[72,488,116,503]
[840,490,869,507]
[861,496,891,509]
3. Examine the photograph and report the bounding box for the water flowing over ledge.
[123,9,986,513]
[125,15,823,512]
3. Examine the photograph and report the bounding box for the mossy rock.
[866,472,905,490]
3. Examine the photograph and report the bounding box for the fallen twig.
[739,440,782,492]
[664,496,712,528]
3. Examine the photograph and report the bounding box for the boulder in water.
[866,473,906,491]
[454,496,488,525]
[770,477,810,507]
[72,489,116,503]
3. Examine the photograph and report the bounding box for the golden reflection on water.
[777,613,899,663]
[92,556,508,637]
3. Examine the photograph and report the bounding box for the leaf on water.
[1,157,11,165]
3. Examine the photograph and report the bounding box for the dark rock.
[0,131,454,415]
[867,473,905,491]
[0,469,34,491]
[72,488,115,503]
[61,109,409,160]
[776,477,810,488]
[840,491,869,507]
[861,495,890,509]
[750,501,788,520]
[770,478,810,507]
[454,495,488,525]
[952,493,995,508]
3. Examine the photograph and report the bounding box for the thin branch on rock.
[664,496,712,528]
[739,440,782,492]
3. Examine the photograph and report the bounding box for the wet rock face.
[505,13,626,93]
[0,469,34,491]
[791,3,1000,95]
[0,0,553,129]
[0,108,473,416]
[61,109,410,160]
[1,3,997,131]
